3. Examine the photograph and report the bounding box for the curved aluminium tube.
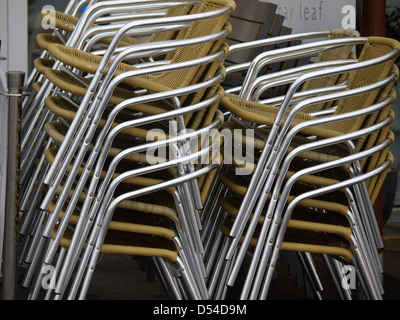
[227,30,330,58]
[225,77,396,288]
[224,30,330,75]
[25,1,202,101]
[70,0,98,17]
[40,57,224,213]
[249,59,357,101]
[70,1,224,49]
[75,1,202,50]
[94,11,167,24]
[29,1,229,163]
[239,37,370,100]
[262,84,346,108]
[23,0,89,91]
[67,1,201,47]
[23,1,167,90]
[82,1,202,40]
[227,59,354,99]
[40,85,223,273]
[44,93,222,237]
[84,23,190,54]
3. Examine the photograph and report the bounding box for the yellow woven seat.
[43,9,80,34]
[51,182,178,222]
[53,225,179,263]
[32,81,43,94]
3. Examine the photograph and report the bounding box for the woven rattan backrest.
[301,28,360,113]
[46,0,235,95]
[324,37,400,136]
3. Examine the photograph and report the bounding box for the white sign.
[260,0,357,33]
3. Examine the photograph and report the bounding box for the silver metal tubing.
[261,87,344,108]
[79,20,191,51]
[207,236,230,297]
[44,23,228,187]
[21,81,56,150]
[70,0,96,17]
[343,186,384,295]
[226,47,322,78]
[22,0,81,91]
[332,258,355,299]
[23,50,47,94]
[19,143,52,235]
[239,37,370,100]
[152,256,183,300]
[1,71,25,299]
[237,112,393,297]
[23,0,94,94]
[322,254,349,300]
[64,0,82,16]
[227,30,330,58]
[69,1,212,49]
[52,116,222,297]
[346,164,385,273]
[28,1,228,183]
[42,94,222,268]
[226,72,396,276]
[94,11,167,24]
[258,159,392,300]
[296,252,323,300]
[252,138,392,299]
[40,68,223,233]
[41,70,222,230]
[249,59,357,102]
[85,23,191,54]
[225,70,397,265]
[41,48,225,216]
[75,162,218,300]
[172,190,208,299]
[20,111,54,182]
[229,93,393,292]
[82,2,201,35]
[23,1,189,115]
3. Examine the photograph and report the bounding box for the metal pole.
[2,71,24,300]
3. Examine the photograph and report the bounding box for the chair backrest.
[45,0,235,95]
[325,37,400,135]
[301,28,360,113]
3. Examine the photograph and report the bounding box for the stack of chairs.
[17,0,400,301]
[18,0,236,300]
[202,34,400,299]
